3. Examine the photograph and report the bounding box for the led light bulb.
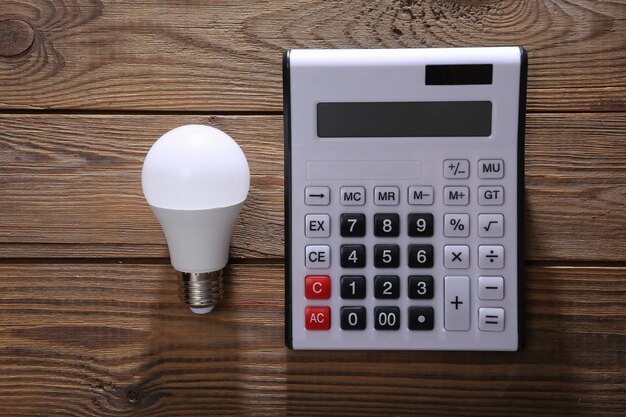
[142,125,250,314]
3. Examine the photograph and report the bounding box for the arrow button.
[305,186,330,206]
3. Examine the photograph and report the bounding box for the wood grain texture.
[0,263,624,416]
[0,0,625,112]
[1,113,625,261]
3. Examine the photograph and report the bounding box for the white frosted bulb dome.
[142,125,250,210]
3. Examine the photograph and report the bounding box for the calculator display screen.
[317,101,492,138]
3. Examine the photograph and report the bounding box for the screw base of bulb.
[179,270,224,313]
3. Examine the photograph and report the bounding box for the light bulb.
[142,125,250,314]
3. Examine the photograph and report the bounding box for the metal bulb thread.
[179,270,224,312]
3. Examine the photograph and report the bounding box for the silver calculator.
[284,47,527,350]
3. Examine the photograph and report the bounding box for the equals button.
[479,308,505,332]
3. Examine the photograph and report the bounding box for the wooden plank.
[1,113,625,261]
[0,263,624,416]
[0,0,624,112]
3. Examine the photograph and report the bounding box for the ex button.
[305,214,330,238]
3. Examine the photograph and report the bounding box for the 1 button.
[444,245,470,269]
[340,186,366,206]
[478,159,504,179]
[444,214,469,237]
[479,245,504,269]
[340,245,366,268]
[340,213,366,237]
[478,186,504,205]
[305,275,331,299]
[341,307,366,330]
[479,308,505,332]
[408,186,434,205]
[444,276,470,331]
[478,214,504,237]
[408,306,434,330]
[478,276,504,300]
[305,214,330,238]
[374,186,400,206]
[374,306,400,330]
[305,306,330,330]
[443,186,469,205]
[341,275,366,299]
[444,159,470,179]
[305,186,330,206]
[305,245,330,269]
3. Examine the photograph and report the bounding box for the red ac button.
[305,275,331,299]
[305,306,330,330]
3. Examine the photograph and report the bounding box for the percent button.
[444,214,470,237]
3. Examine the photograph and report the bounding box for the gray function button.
[479,308,505,332]
[478,186,504,205]
[408,186,434,205]
[444,245,470,269]
[479,276,504,300]
[479,245,504,269]
[340,186,365,206]
[444,159,470,179]
[478,214,504,237]
[305,186,330,206]
[374,186,400,206]
[445,276,470,331]
[305,245,330,269]
[305,214,330,238]
[444,214,470,237]
[443,186,469,206]
[478,159,504,179]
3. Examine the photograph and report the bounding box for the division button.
[478,276,504,300]
[305,214,330,238]
[444,276,470,331]
[478,186,504,205]
[444,159,470,179]
[443,186,469,206]
[305,306,330,330]
[305,275,331,299]
[408,275,434,299]
[341,306,366,330]
[444,245,470,269]
[374,186,400,206]
[479,245,504,269]
[478,159,504,179]
[340,244,366,268]
[478,214,504,237]
[444,213,469,237]
[478,307,505,332]
[408,306,434,330]
[340,275,366,299]
[340,186,366,206]
[408,186,434,205]
[374,306,400,330]
[340,213,366,237]
[305,245,330,269]
[408,213,434,237]
[305,186,330,206]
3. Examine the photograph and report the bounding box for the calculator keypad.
[298,159,514,347]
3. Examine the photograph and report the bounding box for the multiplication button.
[444,245,469,269]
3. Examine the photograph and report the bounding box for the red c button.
[305,275,331,299]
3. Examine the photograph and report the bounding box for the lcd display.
[317,101,492,138]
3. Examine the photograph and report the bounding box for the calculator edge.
[283,49,294,349]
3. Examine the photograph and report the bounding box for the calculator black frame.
[283,48,528,350]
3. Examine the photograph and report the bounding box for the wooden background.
[1,1,625,416]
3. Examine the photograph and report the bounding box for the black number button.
[374,244,400,268]
[341,306,366,330]
[374,275,400,299]
[340,275,366,299]
[374,306,400,330]
[408,213,434,237]
[408,244,434,268]
[341,245,366,268]
[374,213,400,237]
[408,275,434,299]
[408,306,434,330]
[340,213,366,237]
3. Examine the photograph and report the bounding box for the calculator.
[283,47,527,350]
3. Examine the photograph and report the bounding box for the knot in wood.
[0,19,35,57]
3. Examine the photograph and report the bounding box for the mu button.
[305,276,331,299]
[305,306,330,330]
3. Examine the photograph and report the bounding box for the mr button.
[305,306,330,330]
